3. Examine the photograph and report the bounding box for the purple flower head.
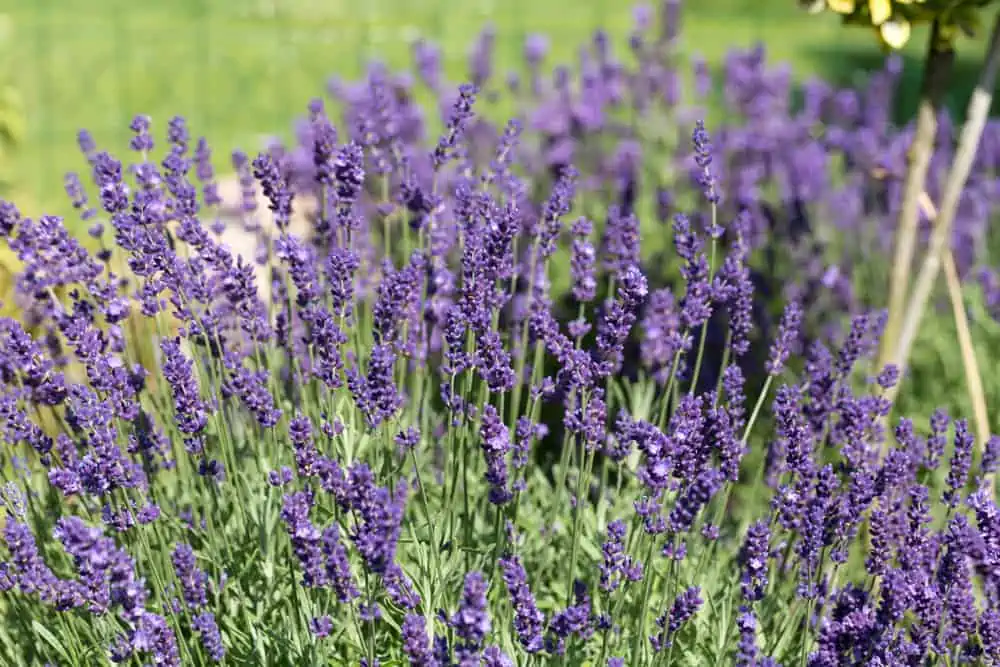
[64,173,97,221]
[735,608,758,667]
[347,344,404,430]
[482,646,514,667]
[673,214,712,329]
[594,265,647,377]
[691,120,720,208]
[193,612,225,661]
[480,405,513,505]
[0,200,20,237]
[333,141,365,211]
[601,206,640,274]
[640,288,686,384]
[433,84,478,170]
[944,419,973,506]
[599,519,643,593]
[668,467,723,535]
[982,435,1000,477]
[500,556,545,652]
[875,364,900,390]
[322,524,359,603]
[160,338,209,443]
[344,465,408,575]
[537,167,577,258]
[651,586,703,652]
[129,115,154,154]
[171,543,208,609]
[927,408,950,470]
[383,563,421,610]
[981,610,1000,663]
[549,581,594,652]
[309,615,333,639]
[251,152,293,230]
[768,300,803,376]
[570,217,597,303]
[194,137,222,208]
[395,427,421,456]
[402,614,435,666]
[452,571,490,663]
[739,521,770,603]
[836,310,885,377]
[281,491,327,588]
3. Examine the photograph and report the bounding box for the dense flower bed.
[0,3,999,666]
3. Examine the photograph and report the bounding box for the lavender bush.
[0,4,999,666]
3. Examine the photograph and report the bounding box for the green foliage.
[0,14,24,195]
[896,280,1000,436]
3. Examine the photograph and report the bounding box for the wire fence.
[5,0,774,208]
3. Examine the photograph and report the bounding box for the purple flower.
[594,265,648,377]
[640,288,686,384]
[691,120,720,207]
[674,214,712,329]
[171,543,208,608]
[129,115,154,153]
[944,419,974,506]
[601,206,640,274]
[384,563,421,610]
[192,612,225,661]
[0,200,20,237]
[651,586,703,651]
[570,217,597,303]
[395,427,421,456]
[479,405,513,505]
[344,465,408,576]
[537,167,577,258]
[549,581,593,653]
[739,521,770,603]
[402,614,435,666]
[599,520,643,593]
[927,408,949,470]
[322,524,359,603]
[482,646,514,667]
[513,417,546,474]
[309,615,334,639]
[982,435,1000,477]
[160,338,209,447]
[668,468,723,535]
[981,610,1000,663]
[281,491,327,588]
[433,84,478,170]
[836,311,885,377]
[735,608,758,667]
[452,571,490,665]
[194,137,222,209]
[499,556,545,652]
[348,344,404,430]
[252,152,293,230]
[718,213,754,356]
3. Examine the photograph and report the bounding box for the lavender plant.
[0,4,999,666]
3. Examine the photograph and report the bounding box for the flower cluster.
[0,3,998,666]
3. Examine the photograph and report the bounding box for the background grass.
[3,0,1000,216]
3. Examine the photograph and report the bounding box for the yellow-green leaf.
[880,17,913,48]
[827,0,857,13]
[869,0,892,24]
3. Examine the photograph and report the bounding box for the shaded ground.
[4,0,998,213]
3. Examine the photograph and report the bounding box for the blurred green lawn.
[4,0,998,214]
